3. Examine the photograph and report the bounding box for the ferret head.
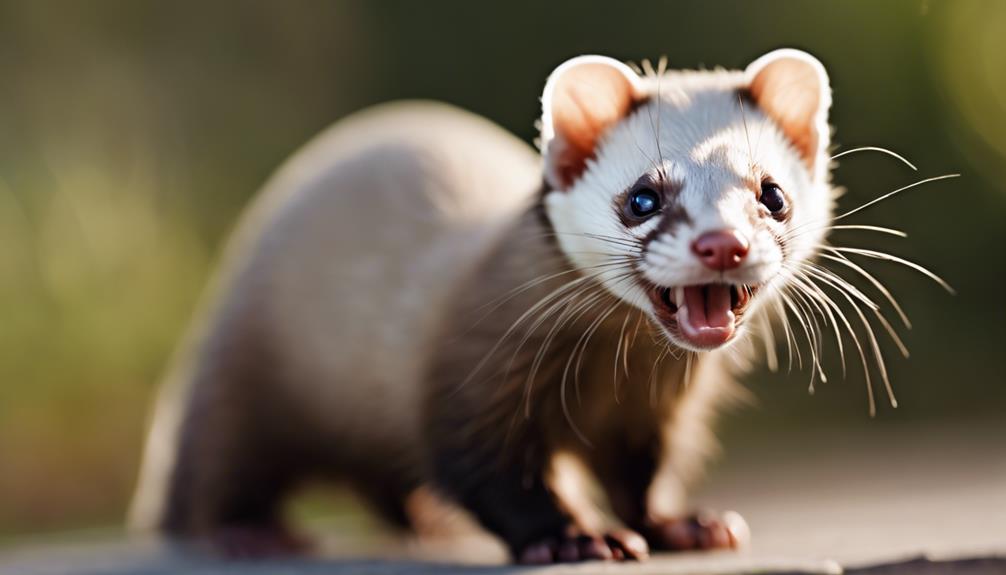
[540,50,834,352]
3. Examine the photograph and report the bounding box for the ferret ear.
[745,49,832,178]
[540,55,643,190]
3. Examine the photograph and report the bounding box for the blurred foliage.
[0,0,1003,539]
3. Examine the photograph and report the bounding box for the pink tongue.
[683,284,733,329]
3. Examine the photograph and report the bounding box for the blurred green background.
[0,0,1003,541]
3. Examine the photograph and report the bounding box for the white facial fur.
[541,52,835,349]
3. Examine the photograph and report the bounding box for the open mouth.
[647,283,757,350]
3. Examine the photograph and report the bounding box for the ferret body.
[131,50,836,562]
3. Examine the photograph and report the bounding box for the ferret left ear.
[540,55,642,190]
[746,49,832,180]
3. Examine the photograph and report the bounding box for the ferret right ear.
[540,56,642,190]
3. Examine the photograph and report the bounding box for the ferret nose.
[691,230,750,271]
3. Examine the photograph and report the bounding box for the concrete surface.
[2,422,1004,575]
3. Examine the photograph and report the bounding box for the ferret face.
[540,52,834,351]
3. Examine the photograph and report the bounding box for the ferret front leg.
[591,428,749,553]
[644,472,750,553]
[645,445,751,551]
[429,425,647,563]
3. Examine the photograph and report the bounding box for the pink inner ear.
[549,63,637,188]
[749,58,822,168]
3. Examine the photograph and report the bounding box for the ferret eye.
[628,188,661,218]
[760,181,786,213]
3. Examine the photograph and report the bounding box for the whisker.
[472,258,636,320]
[581,233,644,249]
[684,351,694,389]
[782,223,907,243]
[738,92,755,169]
[612,308,633,403]
[832,173,960,222]
[647,56,668,181]
[572,273,638,404]
[560,295,619,447]
[803,260,910,360]
[783,173,960,245]
[520,269,637,412]
[824,246,955,294]
[756,310,779,373]
[822,224,907,237]
[460,269,615,392]
[830,146,918,171]
[626,310,645,378]
[829,281,897,414]
[784,278,830,386]
[817,252,911,328]
[780,285,823,388]
[801,262,881,311]
[522,284,611,417]
[773,292,802,372]
[648,345,670,407]
[796,269,877,413]
[787,271,847,378]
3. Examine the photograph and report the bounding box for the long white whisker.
[782,223,908,244]
[874,310,910,359]
[807,259,911,359]
[525,284,611,418]
[828,281,897,414]
[832,173,960,222]
[785,277,831,386]
[822,225,907,237]
[552,293,612,445]
[781,285,823,388]
[572,272,638,403]
[817,252,912,328]
[522,281,616,395]
[830,146,918,171]
[472,258,635,321]
[801,263,881,312]
[825,246,955,294]
[467,262,635,396]
[801,260,910,360]
[775,292,804,372]
[807,273,877,415]
[759,311,779,373]
[561,294,623,447]
[612,308,633,403]
[788,271,848,378]
[772,295,796,373]
[648,346,670,407]
[783,173,959,244]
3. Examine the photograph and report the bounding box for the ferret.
[129,49,841,562]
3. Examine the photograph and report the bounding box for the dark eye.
[760,181,786,213]
[629,188,661,218]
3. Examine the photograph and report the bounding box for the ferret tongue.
[679,285,735,347]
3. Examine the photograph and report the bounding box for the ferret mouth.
[647,283,757,350]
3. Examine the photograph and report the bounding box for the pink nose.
[691,230,750,271]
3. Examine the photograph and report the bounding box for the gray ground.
[2,422,1004,575]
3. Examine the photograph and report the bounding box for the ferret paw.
[206,524,312,559]
[517,527,649,564]
[645,510,750,551]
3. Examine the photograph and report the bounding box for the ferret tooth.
[675,286,685,307]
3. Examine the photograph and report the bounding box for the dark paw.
[206,524,312,559]
[517,527,649,564]
[646,510,749,552]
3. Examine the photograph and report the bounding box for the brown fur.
[424,203,740,555]
[129,99,751,561]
